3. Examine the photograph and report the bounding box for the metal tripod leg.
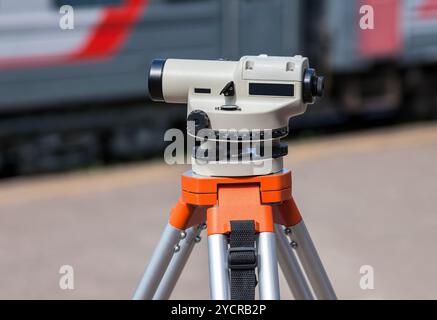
[133,224,181,300]
[153,225,203,299]
[290,221,337,300]
[274,224,314,300]
[208,234,230,300]
[257,232,280,300]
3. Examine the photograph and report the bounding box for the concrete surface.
[0,122,437,299]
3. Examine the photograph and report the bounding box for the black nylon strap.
[228,220,257,300]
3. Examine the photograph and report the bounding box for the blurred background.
[0,0,437,299]
[1,0,437,176]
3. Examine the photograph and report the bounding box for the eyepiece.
[312,75,324,97]
[148,59,166,102]
[302,68,324,103]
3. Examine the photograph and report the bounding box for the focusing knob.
[302,68,324,103]
[187,110,211,135]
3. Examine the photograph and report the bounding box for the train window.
[54,0,123,8]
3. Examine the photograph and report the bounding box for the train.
[1,0,437,176]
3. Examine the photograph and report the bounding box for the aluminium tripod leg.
[290,221,337,300]
[274,224,314,300]
[133,224,182,300]
[153,225,203,299]
[257,232,280,300]
[208,234,230,300]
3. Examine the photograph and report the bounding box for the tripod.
[133,169,337,300]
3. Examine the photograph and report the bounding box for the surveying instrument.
[133,54,337,300]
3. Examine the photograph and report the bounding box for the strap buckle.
[228,247,257,270]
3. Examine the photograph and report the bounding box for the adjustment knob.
[187,110,211,135]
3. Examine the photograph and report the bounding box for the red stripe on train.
[72,0,146,60]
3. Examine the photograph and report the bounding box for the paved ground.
[1,122,437,299]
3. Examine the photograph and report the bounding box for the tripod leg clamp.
[228,220,257,300]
